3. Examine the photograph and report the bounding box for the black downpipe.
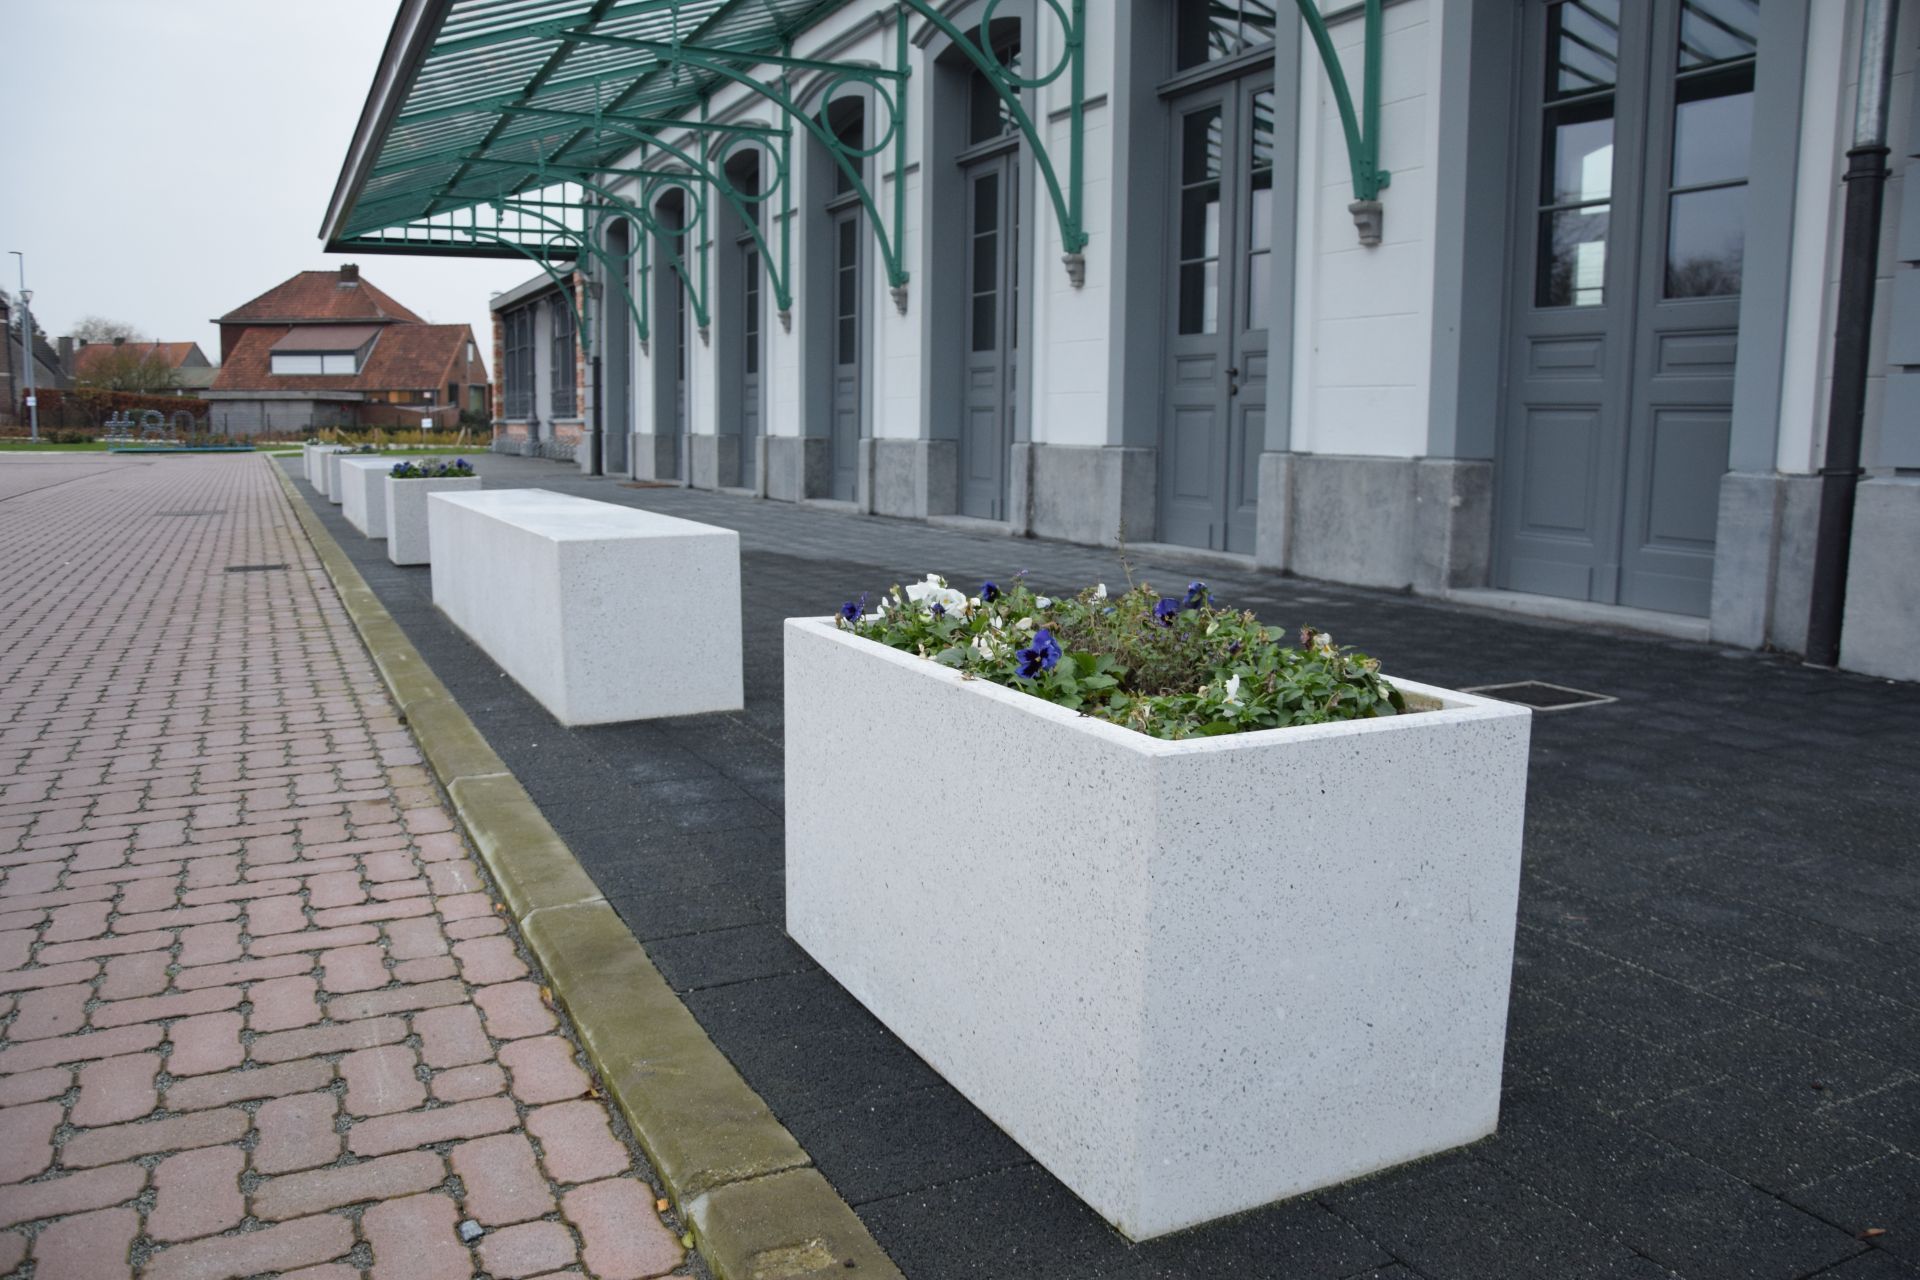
[591,353,604,477]
[1805,1,1898,668]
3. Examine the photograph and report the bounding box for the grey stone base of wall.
[690,435,741,492]
[868,439,956,520]
[1839,475,1920,681]
[766,436,833,503]
[1709,471,1820,653]
[575,428,600,475]
[1008,443,1157,546]
[1255,453,1493,595]
[633,433,681,483]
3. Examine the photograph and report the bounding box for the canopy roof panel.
[324,0,850,248]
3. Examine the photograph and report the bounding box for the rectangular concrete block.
[430,489,742,724]
[784,617,1532,1241]
[386,475,482,566]
[323,450,352,504]
[338,458,394,539]
[1840,476,1920,681]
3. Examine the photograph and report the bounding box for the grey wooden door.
[959,152,1020,520]
[1498,0,1757,616]
[1159,78,1272,554]
[739,242,763,488]
[673,270,689,481]
[829,204,864,501]
[604,239,632,476]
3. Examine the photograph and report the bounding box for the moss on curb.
[268,459,903,1280]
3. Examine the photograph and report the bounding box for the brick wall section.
[573,272,591,428]
[491,311,507,434]
[0,455,689,1278]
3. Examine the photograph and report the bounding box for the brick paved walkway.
[0,455,692,1279]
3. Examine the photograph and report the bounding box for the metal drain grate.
[1463,680,1616,711]
[224,563,289,573]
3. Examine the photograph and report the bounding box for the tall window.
[549,293,576,417]
[503,305,535,418]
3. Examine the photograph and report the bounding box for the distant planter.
[338,458,396,539]
[784,615,1532,1241]
[386,473,481,566]
[322,449,357,504]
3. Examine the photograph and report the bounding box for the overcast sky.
[1,1,537,372]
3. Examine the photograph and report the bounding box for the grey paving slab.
[282,453,1920,1280]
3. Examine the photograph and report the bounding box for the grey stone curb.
[270,460,905,1280]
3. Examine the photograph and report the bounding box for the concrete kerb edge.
[266,459,905,1280]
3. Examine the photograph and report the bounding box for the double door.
[1160,76,1273,554]
[1498,0,1757,616]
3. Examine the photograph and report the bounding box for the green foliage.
[842,574,1406,740]
[388,458,474,479]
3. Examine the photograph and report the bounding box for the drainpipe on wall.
[591,354,604,477]
[1805,0,1900,667]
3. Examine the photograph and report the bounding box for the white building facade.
[329,0,1920,680]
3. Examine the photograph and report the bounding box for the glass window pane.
[1176,0,1277,71]
[972,295,996,352]
[1666,185,1745,296]
[1246,250,1270,331]
[1248,182,1273,255]
[1679,0,1759,69]
[1182,109,1223,185]
[972,173,999,234]
[967,47,1020,147]
[1181,186,1221,261]
[838,317,857,364]
[1548,0,1621,98]
[1537,205,1610,307]
[1179,261,1220,335]
[838,263,856,319]
[972,233,999,294]
[1545,109,1614,204]
[1672,87,1753,187]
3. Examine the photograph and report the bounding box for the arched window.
[548,290,576,418]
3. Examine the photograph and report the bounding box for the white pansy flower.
[930,586,968,613]
[1035,596,1052,609]
[1093,584,1107,599]
[1015,617,1036,632]
[1223,674,1242,706]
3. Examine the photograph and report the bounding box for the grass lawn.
[0,441,111,452]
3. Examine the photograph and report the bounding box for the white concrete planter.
[429,489,742,724]
[311,448,336,498]
[338,458,394,539]
[322,450,354,504]
[386,474,481,566]
[784,617,1532,1240]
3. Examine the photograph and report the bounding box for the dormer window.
[270,324,379,377]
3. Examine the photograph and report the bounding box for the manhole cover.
[1463,680,1616,711]
[224,563,288,573]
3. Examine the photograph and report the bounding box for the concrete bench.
[428,489,743,725]
[338,458,395,538]
[322,450,355,503]
[387,472,481,566]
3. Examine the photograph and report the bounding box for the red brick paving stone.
[0,1065,72,1106]
[116,877,180,915]
[393,954,459,983]
[281,1267,360,1280]
[166,1058,332,1111]
[361,851,417,883]
[348,1095,518,1158]
[0,1024,163,1075]
[416,1004,491,1069]
[147,1145,246,1242]
[564,1178,685,1280]
[42,900,110,943]
[70,1052,160,1126]
[97,950,171,1000]
[60,1106,249,1168]
[404,808,455,836]
[0,960,99,995]
[372,879,432,903]
[252,1092,342,1175]
[165,1010,245,1077]
[8,983,89,1040]
[91,986,241,1030]
[176,921,242,968]
[436,892,493,922]
[176,953,311,991]
[384,915,448,959]
[321,942,388,993]
[424,859,483,897]
[341,1044,427,1116]
[453,934,530,986]
[142,1211,356,1280]
[0,1229,23,1274]
[246,894,308,936]
[527,1102,632,1184]
[250,922,378,958]
[500,1036,592,1106]
[249,1014,406,1064]
[36,931,173,965]
[247,974,321,1032]
[29,1204,138,1280]
[413,832,463,862]
[451,1132,555,1226]
[0,1100,61,1182]
[311,898,435,928]
[363,1191,474,1280]
[0,1163,147,1230]
[0,929,31,971]
[251,1150,445,1219]
[446,914,508,941]
[305,870,366,910]
[327,976,466,1021]
[430,1062,506,1102]
[474,981,558,1041]
[476,1220,579,1279]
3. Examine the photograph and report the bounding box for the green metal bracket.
[910,0,1088,283]
[1296,0,1391,245]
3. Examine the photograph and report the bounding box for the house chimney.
[340,264,361,284]
[113,336,126,347]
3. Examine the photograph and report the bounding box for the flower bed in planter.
[784,578,1531,1240]
[385,462,479,566]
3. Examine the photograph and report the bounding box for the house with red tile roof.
[71,339,216,391]
[202,265,488,435]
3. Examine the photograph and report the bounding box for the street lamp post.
[9,252,38,441]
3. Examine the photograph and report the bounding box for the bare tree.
[76,346,178,392]
[70,315,145,344]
